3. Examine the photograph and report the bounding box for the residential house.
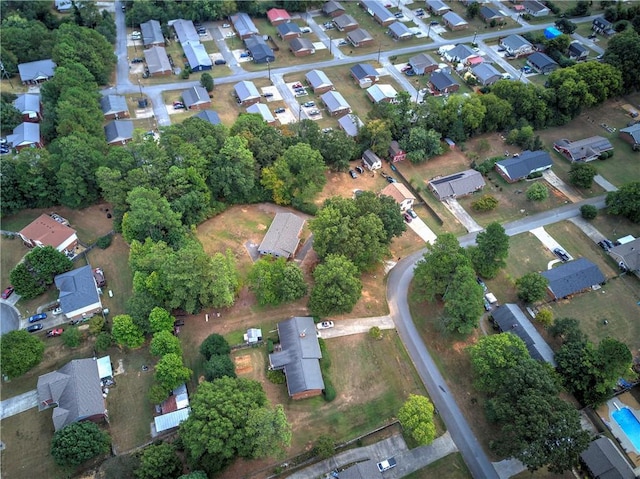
[230,12,259,39]
[541,257,606,300]
[429,70,460,94]
[350,63,379,88]
[500,34,534,57]
[194,110,221,125]
[104,120,134,146]
[100,95,129,120]
[523,0,550,16]
[234,80,261,106]
[154,384,191,435]
[338,113,364,137]
[360,0,396,27]
[480,6,504,23]
[182,85,211,110]
[580,437,636,479]
[269,317,324,400]
[140,19,164,47]
[409,53,438,75]
[442,11,469,31]
[37,358,106,431]
[608,238,640,278]
[18,214,78,253]
[183,42,212,71]
[321,90,351,116]
[267,8,291,26]
[17,59,56,84]
[277,22,302,40]
[495,150,553,182]
[258,212,305,258]
[7,122,43,150]
[289,37,315,56]
[362,149,382,170]
[388,140,406,162]
[347,28,374,48]
[388,22,413,40]
[13,93,42,122]
[471,63,502,86]
[492,304,556,365]
[381,182,415,211]
[428,169,485,200]
[245,36,275,64]
[333,13,359,32]
[553,136,613,162]
[526,52,558,74]
[443,44,476,63]
[55,265,103,320]
[619,123,640,149]
[246,103,277,125]
[366,84,398,103]
[306,70,334,94]
[322,0,346,17]
[426,0,451,15]
[593,17,615,36]
[568,41,589,61]
[144,46,172,76]
[170,19,199,44]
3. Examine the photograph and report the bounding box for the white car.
[316,321,334,330]
[222,23,230,28]
[300,27,312,33]
[377,457,397,472]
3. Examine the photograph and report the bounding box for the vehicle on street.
[349,169,358,179]
[2,286,14,299]
[27,324,43,333]
[28,313,47,323]
[403,213,412,223]
[303,101,315,107]
[553,248,570,262]
[47,328,64,337]
[214,59,227,65]
[316,321,334,330]
[377,457,397,472]
[407,209,417,219]
[274,107,286,114]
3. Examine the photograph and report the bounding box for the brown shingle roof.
[19,214,77,249]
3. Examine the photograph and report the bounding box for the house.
[231,12,259,39]
[183,42,212,71]
[333,13,359,32]
[362,149,382,170]
[495,150,553,182]
[266,7,291,26]
[104,120,134,145]
[140,19,164,47]
[258,212,305,258]
[170,19,199,44]
[409,53,438,76]
[347,28,374,48]
[553,136,613,162]
[244,36,275,64]
[619,123,640,149]
[367,84,398,104]
[492,304,556,365]
[55,265,103,320]
[338,113,364,137]
[234,80,261,106]
[182,85,211,110]
[321,90,351,116]
[322,0,345,17]
[381,182,415,211]
[541,258,606,300]
[18,59,56,84]
[593,17,615,36]
[37,358,106,431]
[350,63,379,87]
[289,38,315,57]
[154,383,191,434]
[246,103,277,125]
[13,93,42,122]
[144,46,172,76]
[389,140,406,162]
[568,41,589,61]
[429,70,460,94]
[244,328,263,344]
[443,44,476,63]
[480,6,504,23]
[194,110,221,125]
[426,0,451,15]
[306,70,334,94]
[428,169,485,200]
[526,52,558,74]
[608,238,640,278]
[471,63,502,86]
[7,122,43,150]
[18,214,78,253]
[269,317,324,400]
[500,34,534,57]
[360,0,395,27]
[100,95,129,120]
[523,0,550,16]
[388,22,413,40]
[277,22,301,40]
[442,11,469,31]
[580,437,636,479]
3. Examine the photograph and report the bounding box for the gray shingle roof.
[306,70,333,90]
[104,119,134,144]
[367,84,397,103]
[18,59,56,83]
[338,114,363,137]
[289,37,314,53]
[620,123,640,144]
[360,0,394,22]
[246,103,275,123]
[144,46,172,74]
[321,90,350,113]
[244,35,275,63]
[234,80,260,102]
[500,34,532,52]
[194,110,221,125]
[231,12,259,37]
[480,5,502,19]
[141,19,164,46]
[100,95,128,116]
[568,41,588,56]
[429,169,485,199]
[171,19,199,44]
[348,28,373,45]
[350,63,378,80]
[13,93,40,114]
[580,437,636,479]
[427,0,450,13]
[182,85,210,108]
[409,53,437,74]
[258,212,304,258]
[183,41,212,69]
[277,22,301,37]
[445,44,476,62]
[541,258,606,299]
[527,52,558,71]
[55,265,102,315]
[333,13,358,30]
[322,0,345,15]
[495,150,553,181]
[523,0,549,13]
[554,136,613,162]
[388,21,412,38]
[430,70,458,92]
[7,122,40,147]
[608,238,640,274]
[471,63,502,84]
[443,11,468,26]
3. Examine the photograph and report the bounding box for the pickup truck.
[377,457,397,472]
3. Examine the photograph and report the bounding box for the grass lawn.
[0,236,26,292]
[86,235,132,317]
[589,212,640,242]
[405,452,472,479]
[575,22,610,50]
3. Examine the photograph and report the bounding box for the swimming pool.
[612,407,640,453]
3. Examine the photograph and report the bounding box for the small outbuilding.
[362,149,382,170]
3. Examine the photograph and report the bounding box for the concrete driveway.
[443,198,482,233]
[406,216,437,244]
[318,315,395,339]
[0,390,38,420]
[530,226,574,264]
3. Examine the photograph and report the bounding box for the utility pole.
[267,59,271,82]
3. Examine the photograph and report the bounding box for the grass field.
[405,452,472,479]
[86,235,132,317]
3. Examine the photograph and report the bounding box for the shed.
[244,328,263,344]
[258,212,305,259]
[154,408,191,434]
[388,140,406,162]
[428,169,485,200]
[541,258,606,299]
[96,356,113,380]
[362,149,382,170]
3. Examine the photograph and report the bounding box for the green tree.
[148,307,175,334]
[471,195,499,212]
[442,265,484,334]
[200,333,231,360]
[136,443,181,479]
[244,404,292,459]
[604,29,640,93]
[314,435,335,459]
[95,332,113,352]
[0,100,22,131]
[555,18,577,34]
[569,162,597,188]
[469,334,530,392]
[247,256,307,306]
[317,129,359,171]
[580,204,598,220]
[466,0,481,19]
[155,353,192,392]
[200,72,214,92]
[397,394,436,445]
[207,250,240,309]
[516,272,549,303]
[89,315,105,335]
[309,255,362,317]
[204,354,237,381]
[535,308,554,327]
[51,422,111,467]
[479,93,514,132]
[9,246,73,299]
[208,135,257,204]
[62,327,82,348]
[112,314,145,349]
[526,182,549,201]
[150,330,182,357]
[360,119,393,157]
[178,472,207,479]
[606,181,640,223]
[401,127,443,164]
[0,330,45,378]
[471,222,509,279]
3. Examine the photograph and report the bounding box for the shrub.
[314,435,335,459]
[474,156,502,175]
[526,182,549,201]
[267,339,274,354]
[535,308,554,327]
[527,171,543,179]
[62,327,82,348]
[580,204,598,220]
[96,234,112,249]
[323,379,336,402]
[95,332,113,352]
[472,195,499,212]
[266,369,286,384]
[369,326,383,340]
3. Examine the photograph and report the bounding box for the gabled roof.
[194,110,221,125]
[234,80,260,101]
[269,317,324,396]
[290,37,314,52]
[523,0,549,13]
[338,114,363,137]
[104,120,134,144]
[620,123,640,144]
[445,44,476,61]
[554,136,613,161]
[245,35,275,62]
[277,22,301,37]
[500,34,532,51]
[55,265,102,315]
[144,46,172,74]
[348,28,373,44]
[495,150,553,180]
[321,90,350,112]
[541,257,606,299]
[182,85,210,108]
[360,0,394,22]
[350,63,378,80]
[362,149,382,168]
[528,51,558,70]
[322,0,345,15]
[183,41,212,69]
[367,84,398,102]
[231,12,259,37]
[154,407,191,433]
[594,16,612,27]
[388,21,412,37]
[381,182,416,204]
[409,53,437,72]
[580,437,636,479]
[608,238,640,273]
[267,7,291,23]
[306,70,333,89]
[141,19,164,46]
[443,11,468,26]
[471,63,501,83]
[246,103,275,123]
[100,95,128,116]
[170,19,199,44]
[426,0,450,12]
[568,41,588,56]
[17,59,56,83]
[480,5,502,19]
[7,122,40,147]
[13,93,40,114]
[430,70,458,91]
[258,212,304,257]
[333,13,358,29]
[19,214,77,250]
[429,169,485,198]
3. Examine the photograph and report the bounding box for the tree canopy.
[516,272,549,303]
[606,181,640,223]
[50,422,111,467]
[247,256,307,306]
[112,314,145,349]
[471,222,510,279]
[135,443,182,479]
[154,353,192,392]
[308,254,362,317]
[200,333,231,360]
[397,395,436,445]
[0,330,45,378]
[9,246,72,299]
[469,333,530,392]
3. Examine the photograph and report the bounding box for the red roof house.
[267,8,291,26]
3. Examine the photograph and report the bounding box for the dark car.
[553,248,570,262]
[430,20,439,26]
[476,277,488,292]
[386,176,396,183]
[274,107,286,114]
[1,286,14,299]
[404,69,416,76]
[403,213,412,223]
[174,319,185,327]
[27,313,47,323]
[263,92,273,98]
[214,59,227,65]
[355,166,364,174]
[598,240,609,251]
[603,239,614,249]
[349,169,358,179]
[27,324,43,333]
[407,209,417,219]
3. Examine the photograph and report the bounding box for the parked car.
[430,20,439,25]
[214,59,227,65]
[93,267,106,287]
[404,69,416,76]
[338,40,348,46]
[240,52,251,58]
[553,248,570,262]
[2,286,14,299]
[476,277,488,292]
[483,298,492,311]
[274,107,286,114]
[222,23,231,28]
[174,319,185,327]
[131,57,144,63]
[292,82,303,89]
[349,169,358,179]
[309,109,320,116]
[303,101,315,107]
[47,328,64,338]
[407,209,417,219]
[173,100,185,107]
[28,313,47,323]
[53,307,63,315]
[386,176,396,183]
[401,64,412,72]
[225,32,236,38]
[403,213,412,223]
[603,239,614,249]
[27,324,43,333]
[394,12,404,18]
[300,27,312,33]
[263,92,274,97]
[322,128,333,133]
[377,458,397,472]
[316,321,334,330]
[355,166,364,174]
